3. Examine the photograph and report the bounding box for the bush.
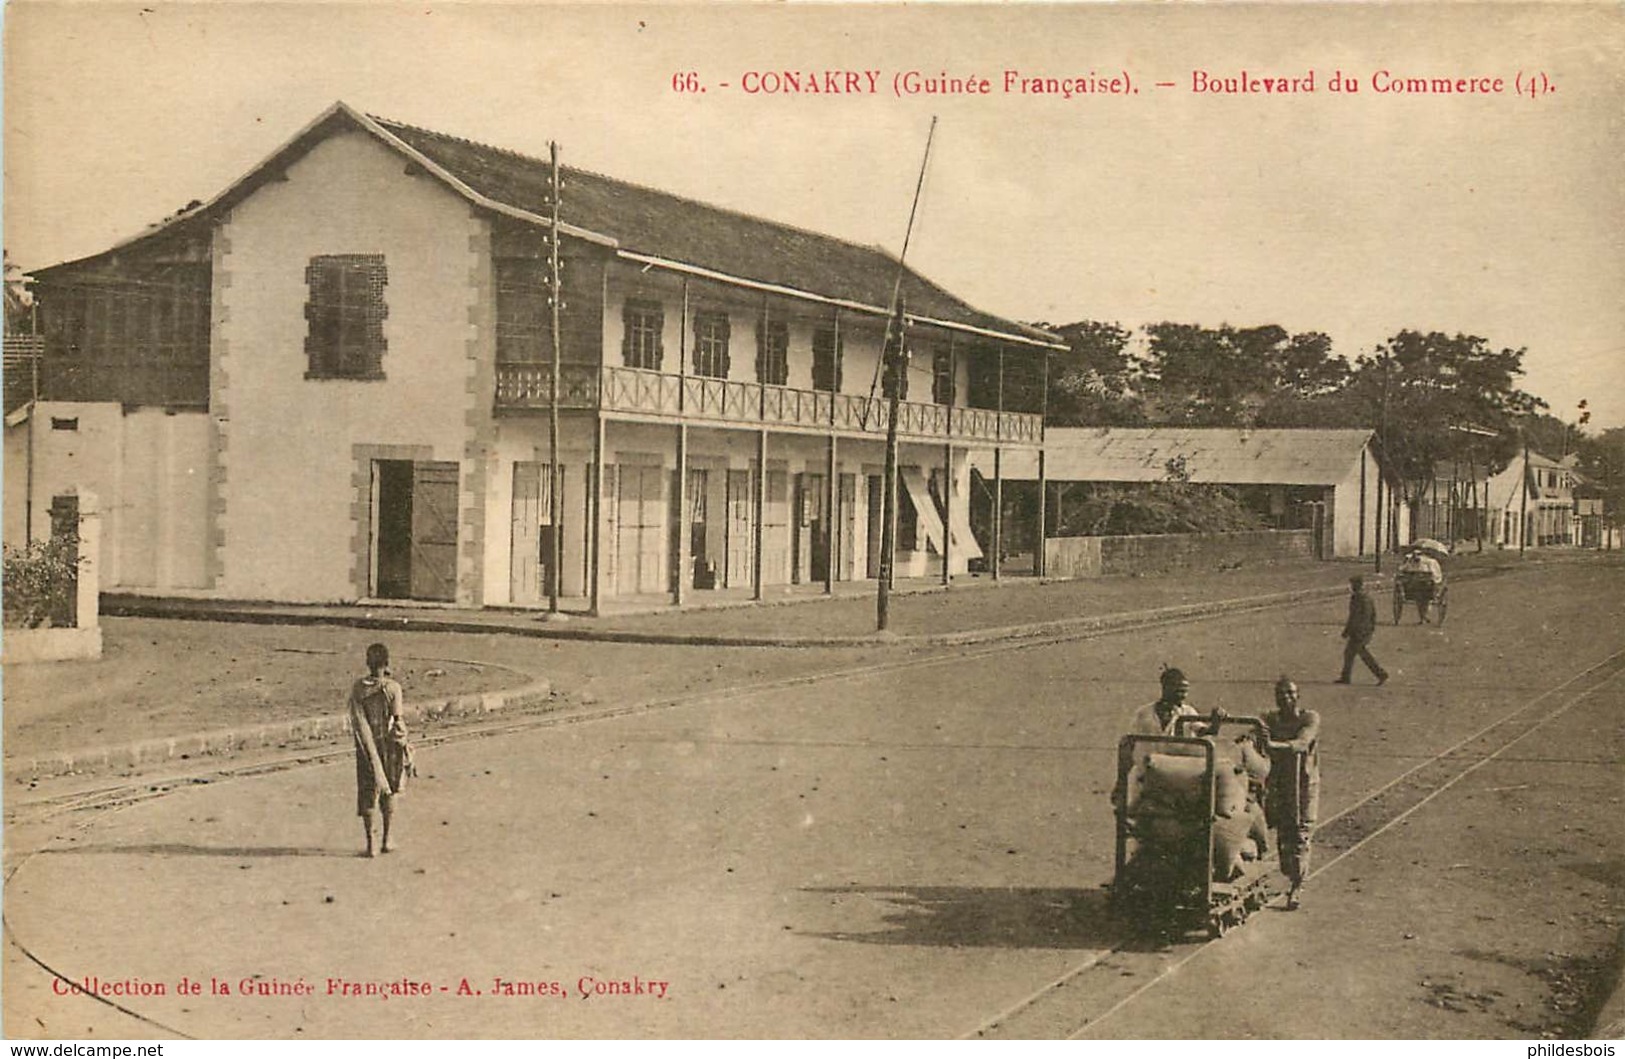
[3,531,81,628]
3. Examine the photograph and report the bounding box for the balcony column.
[589,414,605,616]
[1037,447,1048,580]
[942,335,955,586]
[995,344,1006,580]
[825,435,837,594]
[942,441,953,586]
[674,423,688,606]
[678,277,689,412]
[992,446,1003,581]
[1037,345,1050,578]
[753,429,767,601]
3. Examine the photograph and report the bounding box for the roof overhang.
[26,101,1064,356]
[617,250,1064,353]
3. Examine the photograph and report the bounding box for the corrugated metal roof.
[973,427,1376,485]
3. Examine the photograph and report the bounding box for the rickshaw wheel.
[1392,582,1405,625]
[1435,585,1449,626]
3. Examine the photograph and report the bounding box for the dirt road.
[5,558,1621,1038]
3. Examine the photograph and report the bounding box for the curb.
[12,678,552,781]
[20,565,1507,780]
[102,575,1415,649]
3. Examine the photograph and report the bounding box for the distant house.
[5,102,1059,608]
[973,426,1404,558]
[1483,450,1579,549]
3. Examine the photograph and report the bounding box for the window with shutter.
[692,310,731,378]
[304,254,388,379]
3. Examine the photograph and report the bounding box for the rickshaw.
[1110,714,1281,939]
[1393,537,1449,625]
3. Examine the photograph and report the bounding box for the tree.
[1140,323,1352,426]
[3,250,31,333]
[1350,330,1544,505]
[1576,427,1625,523]
[1043,320,1146,426]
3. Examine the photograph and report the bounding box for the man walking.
[1337,575,1388,685]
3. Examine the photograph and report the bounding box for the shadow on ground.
[44,843,344,859]
[803,885,1160,950]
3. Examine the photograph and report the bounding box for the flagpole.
[877,116,937,633]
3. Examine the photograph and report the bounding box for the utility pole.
[1519,427,1530,556]
[546,141,564,614]
[877,117,937,633]
[1374,358,1391,574]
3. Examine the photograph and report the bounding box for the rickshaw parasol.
[1407,538,1450,560]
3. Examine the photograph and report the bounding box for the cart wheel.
[1392,583,1404,625]
[1435,586,1449,626]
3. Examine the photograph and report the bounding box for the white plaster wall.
[11,402,122,577]
[215,131,480,601]
[4,403,211,588]
[3,419,30,550]
[120,409,211,588]
[601,274,897,400]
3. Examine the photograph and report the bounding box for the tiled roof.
[31,103,1057,349]
[973,427,1377,485]
[369,115,1053,346]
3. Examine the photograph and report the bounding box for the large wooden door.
[409,462,460,602]
[725,469,754,588]
[837,473,857,581]
[762,470,790,586]
[510,462,563,604]
[614,465,667,596]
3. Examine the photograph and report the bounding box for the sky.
[4,2,1623,429]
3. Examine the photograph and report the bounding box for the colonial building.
[974,426,1404,559]
[7,102,1057,609]
[1483,450,1580,549]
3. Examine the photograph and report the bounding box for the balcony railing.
[495,363,1044,445]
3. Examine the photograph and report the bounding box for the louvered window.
[304,254,387,379]
[811,327,843,393]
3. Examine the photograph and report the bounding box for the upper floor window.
[495,258,545,363]
[932,347,955,406]
[305,254,387,379]
[622,299,664,370]
[811,327,843,393]
[693,310,731,379]
[756,315,789,386]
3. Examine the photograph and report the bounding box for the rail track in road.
[965,644,1625,1040]
[5,571,1619,1040]
[0,578,1406,832]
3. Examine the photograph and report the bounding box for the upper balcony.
[495,362,1043,447]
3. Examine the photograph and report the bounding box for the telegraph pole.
[877,117,937,633]
[1519,428,1530,556]
[546,141,564,614]
[1374,358,1391,574]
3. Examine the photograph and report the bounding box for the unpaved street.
[5,558,1622,1038]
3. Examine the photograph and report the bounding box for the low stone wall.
[1045,529,1314,580]
[2,624,104,664]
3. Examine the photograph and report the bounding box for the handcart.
[1110,714,1278,939]
[1392,538,1450,625]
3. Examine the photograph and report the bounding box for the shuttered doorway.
[374,459,459,602]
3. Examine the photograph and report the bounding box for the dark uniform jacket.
[1343,590,1377,643]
